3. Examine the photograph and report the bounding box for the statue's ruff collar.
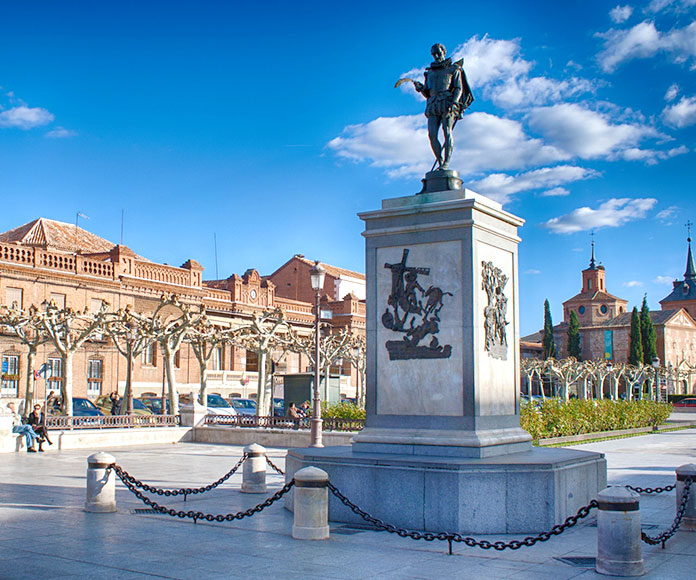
[428,57,452,70]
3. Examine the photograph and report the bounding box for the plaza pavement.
[1,426,695,579]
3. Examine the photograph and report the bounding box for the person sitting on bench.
[7,402,39,452]
[27,403,52,451]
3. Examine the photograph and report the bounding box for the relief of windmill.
[381,249,453,360]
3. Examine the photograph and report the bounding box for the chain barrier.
[112,454,247,502]
[327,481,598,555]
[265,456,285,476]
[624,484,675,495]
[641,477,693,548]
[111,464,294,524]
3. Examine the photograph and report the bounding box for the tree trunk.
[62,353,73,415]
[23,348,36,413]
[255,349,267,417]
[119,350,133,415]
[163,345,179,415]
[198,358,208,406]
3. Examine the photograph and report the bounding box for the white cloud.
[328,112,567,180]
[468,165,597,203]
[526,103,661,159]
[646,0,696,14]
[597,20,696,72]
[0,105,54,129]
[399,36,594,110]
[654,275,674,284]
[663,95,696,127]
[540,187,571,197]
[542,197,658,234]
[525,269,542,275]
[610,5,633,23]
[665,83,680,101]
[623,280,644,287]
[45,126,76,138]
[657,205,678,220]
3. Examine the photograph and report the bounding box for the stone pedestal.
[287,187,606,533]
[85,452,116,513]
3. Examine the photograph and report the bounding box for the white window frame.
[1,354,20,396]
[87,359,103,396]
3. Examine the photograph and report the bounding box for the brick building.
[0,218,365,405]
[522,240,696,393]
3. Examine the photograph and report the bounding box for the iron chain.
[327,481,598,554]
[265,456,285,476]
[641,476,693,547]
[625,484,675,494]
[111,454,247,501]
[112,464,294,523]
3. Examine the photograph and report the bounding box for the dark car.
[139,397,170,415]
[49,397,104,417]
[230,398,257,416]
[673,398,696,408]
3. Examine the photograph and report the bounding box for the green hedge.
[520,399,672,441]
[321,401,366,420]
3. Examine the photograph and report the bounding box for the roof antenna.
[75,212,89,253]
[214,233,219,279]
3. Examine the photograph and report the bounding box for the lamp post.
[309,261,326,448]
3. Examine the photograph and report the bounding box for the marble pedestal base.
[285,445,606,534]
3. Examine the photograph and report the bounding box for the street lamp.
[309,260,326,448]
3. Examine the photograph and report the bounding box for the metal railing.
[203,414,364,432]
[46,414,180,430]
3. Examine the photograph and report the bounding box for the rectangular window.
[141,343,155,366]
[87,359,103,396]
[587,280,592,290]
[1,354,20,396]
[47,357,63,393]
[245,350,259,372]
[212,346,223,371]
[5,287,23,309]
[50,293,66,308]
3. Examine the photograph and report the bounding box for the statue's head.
[431,43,446,62]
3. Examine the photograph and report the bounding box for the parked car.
[94,395,153,416]
[48,397,104,417]
[180,393,237,416]
[230,398,257,416]
[673,398,696,408]
[138,397,170,415]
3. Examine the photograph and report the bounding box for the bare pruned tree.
[38,299,109,414]
[0,303,50,412]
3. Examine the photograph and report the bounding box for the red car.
[673,398,696,408]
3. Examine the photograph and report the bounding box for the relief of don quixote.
[381,249,453,360]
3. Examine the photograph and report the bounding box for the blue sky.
[1,0,695,335]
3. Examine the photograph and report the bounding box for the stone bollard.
[292,466,330,540]
[596,487,644,577]
[675,463,696,532]
[85,452,116,513]
[241,443,267,494]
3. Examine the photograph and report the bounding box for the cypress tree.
[640,295,657,364]
[628,306,643,366]
[567,310,582,360]
[542,299,556,359]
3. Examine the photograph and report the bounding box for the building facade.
[0,219,365,405]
